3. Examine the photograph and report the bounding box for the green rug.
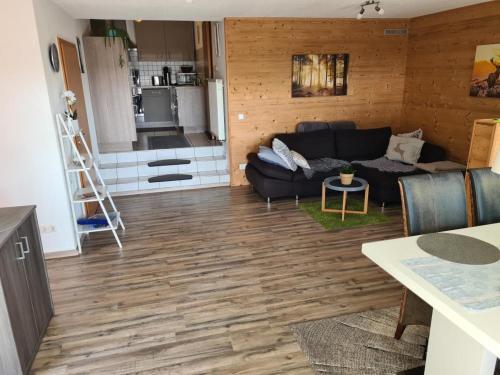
[299,197,390,230]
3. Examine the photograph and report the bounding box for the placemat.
[417,233,500,265]
[402,256,500,311]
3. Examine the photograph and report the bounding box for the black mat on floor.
[148,159,191,167]
[148,174,193,183]
[147,135,191,149]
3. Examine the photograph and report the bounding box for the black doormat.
[148,159,191,167]
[147,135,191,149]
[148,174,193,183]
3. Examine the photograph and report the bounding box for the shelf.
[67,158,93,173]
[77,212,120,234]
[72,186,106,203]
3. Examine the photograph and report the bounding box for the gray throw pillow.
[257,146,290,169]
[272,138,298,171]
[386,135,425,165]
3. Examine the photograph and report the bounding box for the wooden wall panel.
[401,2,500,163]
[225,18,409,185]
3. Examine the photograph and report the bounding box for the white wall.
[0,0,94,253]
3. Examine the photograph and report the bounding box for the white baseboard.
[45,249,79,259]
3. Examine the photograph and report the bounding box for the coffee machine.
[162,66,171,86]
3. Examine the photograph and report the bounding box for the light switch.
[239,163,247,170]
[238,113,246,120]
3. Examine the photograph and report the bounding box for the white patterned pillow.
[291,150,311,169]
[386,135,425,165]
[272,138,297,171]
[398,128,423,139]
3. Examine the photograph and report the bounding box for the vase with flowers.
[62,90,79,134]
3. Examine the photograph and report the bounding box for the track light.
[356,1,385,19]
[356,7,365,20]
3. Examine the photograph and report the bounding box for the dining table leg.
[425,310,496,375]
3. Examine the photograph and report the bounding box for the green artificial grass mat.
[299,197,390,230]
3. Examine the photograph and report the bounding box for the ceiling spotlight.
[356,7,365,20]
[356,1,385,19]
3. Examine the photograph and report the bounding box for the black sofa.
[245,126,446,205]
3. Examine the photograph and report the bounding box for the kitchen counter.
[0,206,35,249]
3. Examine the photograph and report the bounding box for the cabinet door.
[0,237,38,374]
[83,37,137,147]
[164,21,195,61]
[135,21,166,61]
[17,215,53,338]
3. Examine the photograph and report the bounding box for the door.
[0,237,38,374]
[17,215,53,337]
[58,38,98,216]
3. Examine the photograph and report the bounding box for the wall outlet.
[238,113,246,120]
[239,163,247,170]
[40,225,56,233]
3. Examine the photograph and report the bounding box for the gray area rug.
[290,307,428,374]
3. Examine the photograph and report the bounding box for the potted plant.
[340,165,356,185]
[62,90,79,134]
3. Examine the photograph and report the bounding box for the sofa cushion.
[335,127,392,161]
[272,138,297,171]
[257,146,290,169]
[247,153,294,182]
[275,129,335,159]
[386,135,425,165]
[418,143,447,163]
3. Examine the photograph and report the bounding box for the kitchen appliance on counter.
[162,66,171,86]
[176,72,198,86]
[151,75,164,86]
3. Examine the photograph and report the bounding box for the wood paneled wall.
[401,2,500,163]
[225,18,410,185]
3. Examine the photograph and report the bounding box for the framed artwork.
[470,43,500,98]
[292,54,349,98]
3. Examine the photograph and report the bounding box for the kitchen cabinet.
[135,21,195,62]
[83,37,137,152]
[0,206,53,375]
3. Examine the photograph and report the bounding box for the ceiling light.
[356,7,365,20]
[356,1,385,19]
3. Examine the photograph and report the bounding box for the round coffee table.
[321,176,370,221]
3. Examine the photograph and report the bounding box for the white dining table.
[362,223,500,375]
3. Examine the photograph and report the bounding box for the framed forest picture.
[292,54,349,98]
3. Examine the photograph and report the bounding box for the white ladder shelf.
[56,114,125,253]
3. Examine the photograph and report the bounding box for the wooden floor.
[32,187,405,374]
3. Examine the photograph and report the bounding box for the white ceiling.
[50,0,491,21]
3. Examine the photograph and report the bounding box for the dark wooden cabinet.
[0,206,53,375]
[135,21,195,61]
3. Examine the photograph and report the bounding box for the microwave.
[176,72,198,86]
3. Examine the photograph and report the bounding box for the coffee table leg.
[363,186,370,214]
[342,191,347,221]
[321,183,326,212]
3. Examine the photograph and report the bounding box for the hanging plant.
[103,21,134,68]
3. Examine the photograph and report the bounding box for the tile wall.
[128,49,195,86]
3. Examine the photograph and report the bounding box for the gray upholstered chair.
[395,172,468,339]
[468,168,500,226]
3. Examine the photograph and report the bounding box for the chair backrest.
[399,172,468,236]
[468,168,500,226]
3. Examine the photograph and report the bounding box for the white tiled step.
[99,156,227,180]
[99,145,225,165]
[105,170,230,193]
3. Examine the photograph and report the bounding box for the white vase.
[70,119,80,135]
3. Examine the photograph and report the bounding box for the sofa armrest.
[247,153,295,182]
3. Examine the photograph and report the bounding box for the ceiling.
[50,0,491,21]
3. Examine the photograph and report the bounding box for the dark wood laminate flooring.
[32,187,404,374]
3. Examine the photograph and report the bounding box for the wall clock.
[49,43,60,72]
